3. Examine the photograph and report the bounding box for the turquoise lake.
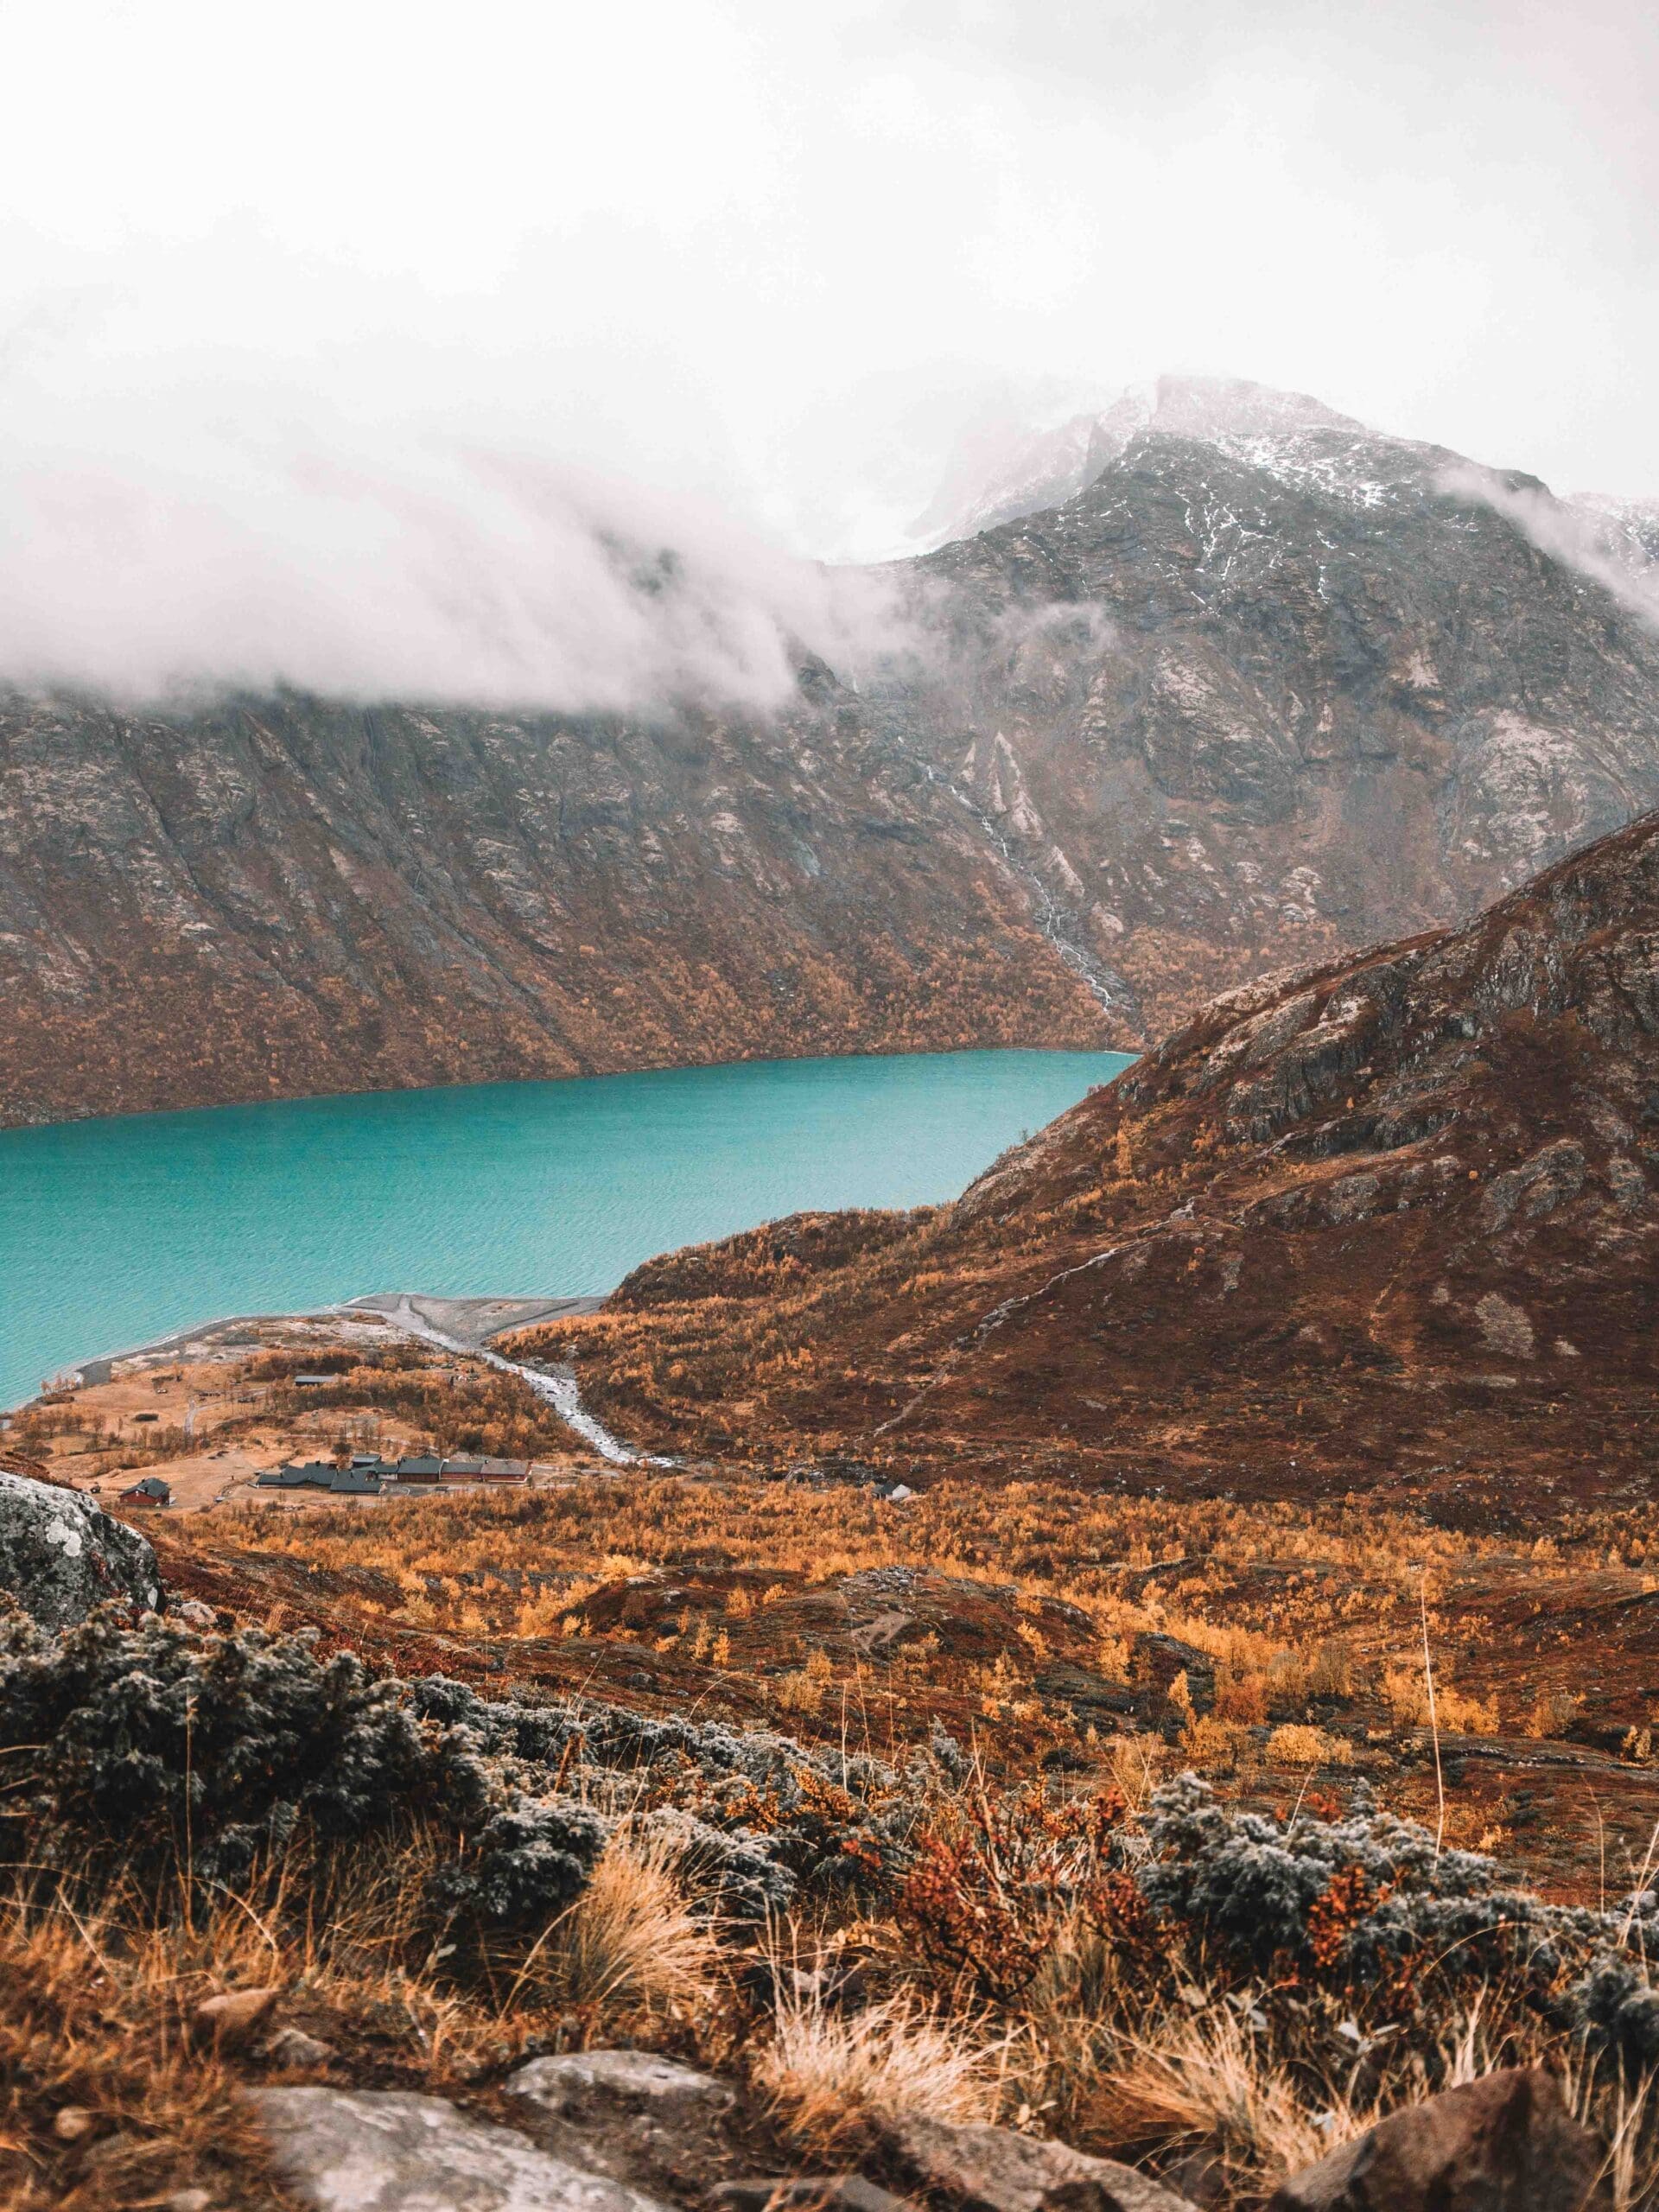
[0,1048,1132,1410]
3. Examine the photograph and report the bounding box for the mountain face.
[6,376,1659,1127]
[543,810,1659,1516]
[0,680,1108,1127]
[873,376,1659,1042]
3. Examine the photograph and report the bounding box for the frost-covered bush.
[1568,1958,1659,2074]
[0,1612,906,1932]
[636,1806,796,1920]
[427,1798,612,1929]
[1136,1773,1607,1991]
[408,1672,853,1790]
[404,1671,924,1906]
[0,1605,452,1881]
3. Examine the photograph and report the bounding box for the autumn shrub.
[1382,1659,1498,1735]
[1263,1723,1353,1767]
[897,1780,1139,2003]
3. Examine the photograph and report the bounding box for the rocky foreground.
[526,805,1659,1511]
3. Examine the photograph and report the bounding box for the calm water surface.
[0,1049,1132,1409]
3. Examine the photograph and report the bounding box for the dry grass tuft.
[756,1976,1007,2151]
[0,1887,291,2211]
[1089,2002,1361,2189]
[546,1827,721,2014]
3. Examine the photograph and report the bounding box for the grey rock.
[250,2087,672,2212]
[1267,2068,1608,2212]
[1480,1139,1587,1231]
[0,1471,160,1627]
[261,2025,338,2068]
[881,2113,1197,2212]
[709,2182,910,2212]
[507,2048,734,2117]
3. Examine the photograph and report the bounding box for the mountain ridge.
[8,377,1659,1126]
[524,804,1659,1516]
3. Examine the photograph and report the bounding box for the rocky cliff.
[0,675,1108,1126]
[9,378,1659,1126]
[537,809,1659,1513]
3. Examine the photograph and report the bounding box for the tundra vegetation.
[10,1464,1659,2206]
[8,1580,1659,2210]
[5,813,1657,2204]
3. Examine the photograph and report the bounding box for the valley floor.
[13,1313,1659,1901]
[11,1319,1659,2209]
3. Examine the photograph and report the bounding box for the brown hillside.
[518,810,1659,1513]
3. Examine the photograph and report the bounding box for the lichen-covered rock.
[709,2183,908,2212]
[507,2050,734,2117]
[250,2087,671,2212]
[882,2113,1197,2212]
[0,1471,159,1626]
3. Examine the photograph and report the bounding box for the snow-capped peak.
[906,375,1450,551]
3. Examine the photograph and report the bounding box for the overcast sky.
[0,0,1653,700]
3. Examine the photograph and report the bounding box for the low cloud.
[1442,463,1659,632]
[0,396,905,715]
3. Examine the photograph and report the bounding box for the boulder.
[261,2025,338,2069]
[881,2113,1197,2212]
[0,1470,161,1628]
[1267,2069,1608,2212]
[507,2049,734,2117]
[709,2183,910,2212]
[250,2087,672,2212]
[194,1986,280,2047]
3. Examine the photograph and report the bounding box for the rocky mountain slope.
[876,376,1659,1038]
[0,678,1107,1127]
[8,377,1659,1125]
[536,808,1659,1513]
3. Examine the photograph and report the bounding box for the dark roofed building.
[442,1456,486,1479]
[394,1455,443,1481]
[480,1457,531,1482]
[121,1475,172,1505]
[256,1459,340,1491]
[327,1467,382,1495]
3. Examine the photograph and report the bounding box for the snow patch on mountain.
[906,376,1463,550]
